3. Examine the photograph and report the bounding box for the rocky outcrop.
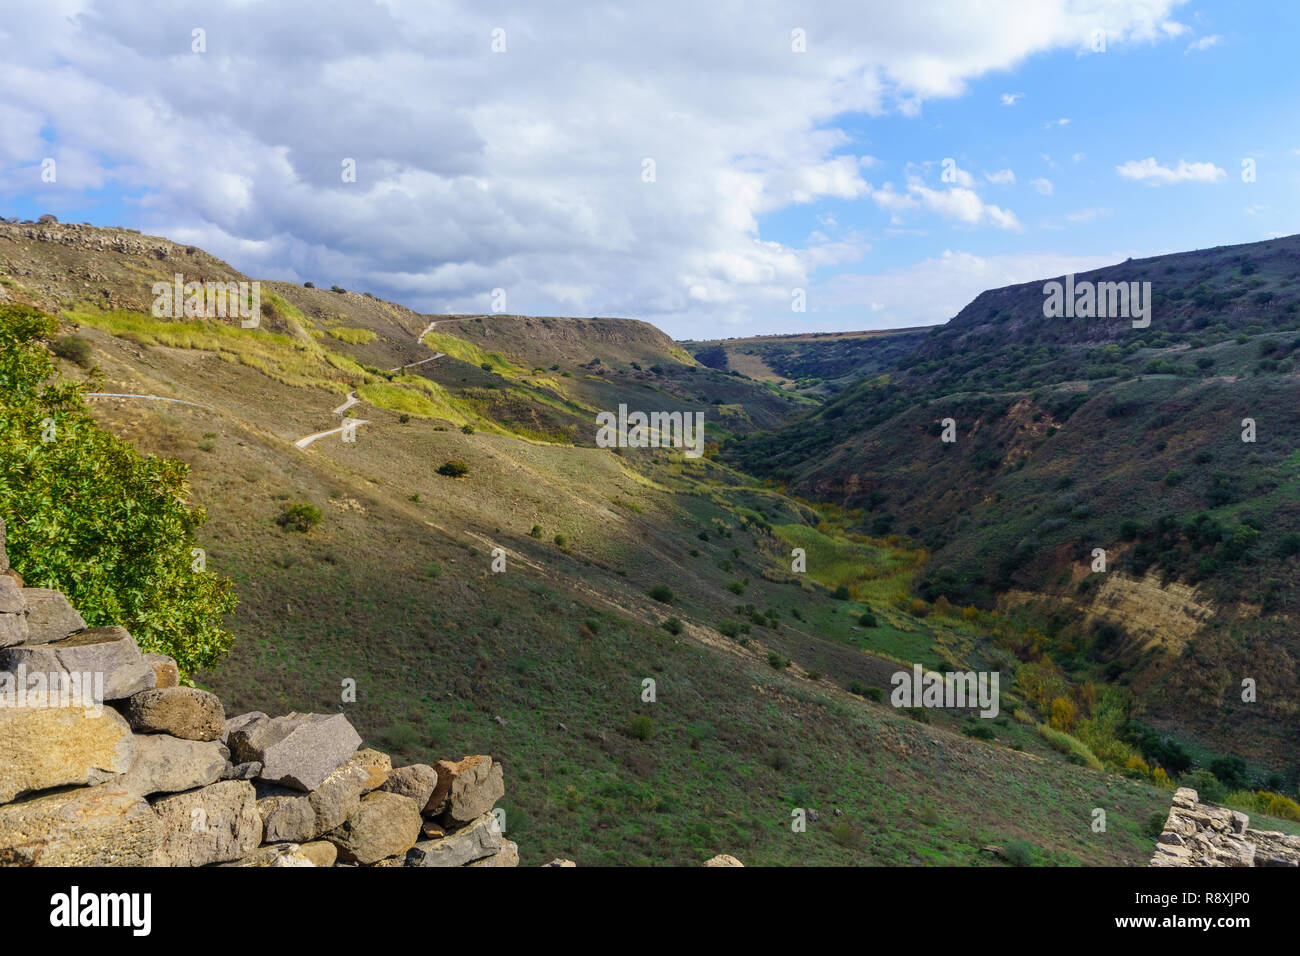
[1150,788,1300,867]
[0,520,519,868]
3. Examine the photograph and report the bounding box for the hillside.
[1,220,1252,866]
[726,235,1300,777]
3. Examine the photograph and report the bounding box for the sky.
[1,0,1296,340]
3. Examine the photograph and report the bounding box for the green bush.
[649,584,673,603]
[437,460,470,478]
[460,423,475,434]
[625,714,654,741]
[529,524,543,539]
[661,617,683,635]
[50,334,93,368]
[276,502,322,533]
[858,612,878,627]
[0,305,236,675]
[767,651,788,669]
[1143,812,1168,838]
[1002,839,1036,866]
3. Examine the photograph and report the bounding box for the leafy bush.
[529,524,543,539]
[766,651,788,669]
[625,714,654,741]
[50,334,93,368]
[648,584,673,603]
[661,617,683,635]
[0,305,236,675]
[858,612,878,627]
[437,460,470,478]
[1002,839,1036,866]
[276,502,322,533]
[1143,812,1168,838]
[460,423,475,434]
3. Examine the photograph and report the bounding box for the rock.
[222,842,315,867]
[381,764,438,809]
[702,853,744,867]
[221,760,262,780]
[351,748,391,791]
[405,812,503,868]
[1150,788,1300,867]
[543,858,577,867]
[222,710,266,745]
[114,734,225,796]
[149,780,261,866]
[1,569,23,588]
[256,790,317,844]
[300,840,338,868]
[0,625,154,701]
[0,784,163,866]
[425,755,505,824]
[308,751,378,832]
[0,578,27,648]
[0,705,135,803]
[468,840,519,867]
[325,791,421,865]
[420,821,446,840]
[229,712,361,792]
[143,652,179,689]
[124,686,225,741]
[18,588,86,644]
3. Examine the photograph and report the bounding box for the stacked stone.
[1150,787,1300,867]
[0,518,516,867]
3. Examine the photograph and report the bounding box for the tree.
[0,305,236,675]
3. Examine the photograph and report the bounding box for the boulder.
[325,791,421,865]
[0,705,135,803]
[256,789,317,844]
[0,625,154,701]
[114,734,225,796]
[223,842,316,867]
[143,653,179,689]
[405,812,503,868]
[18,588,86,645]
[149,780,261,866]
[381,764,438,809]
[543,858,577,867]
[426,755,504,825]
[0,784,163,866]
[221,760,262,780]
[702,853,744,867]
[351,748,392,791]
[221,710,266,745]
[300,841,338,868]
[228,712,361,792]
[124,686,225,741]
[0,577,27,648]
[468,840,519,867]
[308,751,379,832]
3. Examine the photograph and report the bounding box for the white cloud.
[1001,92,1025,105]
[1044,118,1071,128]
[1031,178,1054,195]
[0,0,1189,336]
[1186,35,1221,52]
[985,168,1016,185]
[1116,157,1227,185]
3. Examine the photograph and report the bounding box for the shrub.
[276,502,322,533]
[0,305,236,675]
[553,533,567,548]
[303,281,315,288]
[1002,839,1036,866]
[767,651,788,669]
[529,524,543,539]
[398,413,411,424]
[479,362,493,372]
[858,612,878,627]
[661,617,683,635]
[437,460,470,478]
[832,585,850,600]
[625,714,654,741]
[726,579,746,595]
[50,334,93,368]
[649,584,673,603]
[1143,812,1168,838]
[461,423,475,434]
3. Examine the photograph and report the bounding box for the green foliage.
[661,617,683,635]
[50,334,94,368]
[461,423,475,434]
[625,714,654,741]
[276,502,322,533]
[1143,812,1168,838]
[0,305,236,675]
[1003,839,1036,866]
[437,460,470,478]
[529,524,543,539]
[648,584,673,603]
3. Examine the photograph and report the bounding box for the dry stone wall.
[1151,787,1300,867]
[0,518,516,868]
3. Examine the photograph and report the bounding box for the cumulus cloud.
[1001,92,1025,105]
[1030,177,1054,195]
[985,168,1016,185]
[1186,35,1221,52]
[1116,157,1227,185]
[0,0,1188,336]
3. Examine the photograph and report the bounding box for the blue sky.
[1,0,1295,338]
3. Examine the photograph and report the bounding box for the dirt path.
[294,419,370,449]
[86,392,212,409]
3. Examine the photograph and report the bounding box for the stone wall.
[0,518,516,868]
[1150,787,1300,867]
